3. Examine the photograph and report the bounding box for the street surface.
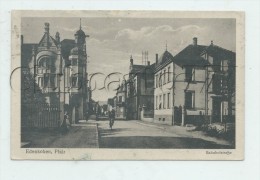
[97,119,232,149]
[22,119,232,149]
[22,122,98,148]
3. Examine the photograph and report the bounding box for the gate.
[22,103,60,128]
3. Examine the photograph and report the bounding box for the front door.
[174,106,182,125]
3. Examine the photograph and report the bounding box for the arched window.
[38,57,51,68]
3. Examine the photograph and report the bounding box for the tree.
[21,69,46,104]
[21,68,47,127]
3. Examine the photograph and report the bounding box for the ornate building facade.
[23,22,90,126]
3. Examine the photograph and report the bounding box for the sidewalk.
[21,120,99,148]
[132,120,234,148]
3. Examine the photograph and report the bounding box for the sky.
[22,17,236,102]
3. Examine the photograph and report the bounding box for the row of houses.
[112,37,236,126]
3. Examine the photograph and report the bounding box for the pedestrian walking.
[61,111,70,133]
[108,109,115,130]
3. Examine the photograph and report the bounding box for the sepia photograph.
[11,11,244,160]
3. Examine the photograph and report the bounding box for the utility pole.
[205,54,209,124]
[172,63,175,126]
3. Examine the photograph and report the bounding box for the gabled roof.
[158,50,174,65]
[38,33,58,48]
[154,50,174,72]
[130,63,156,78]
[140,63,156,74]
[130,64,146,74]
[173,44,208,67]
[201,44,235,60]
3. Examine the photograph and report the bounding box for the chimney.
[147,61,150,66]
[44,22,50,34]
[55,32,60,43]
[156,54,158,64]
[193,37,197,46]
[130,55,133,65]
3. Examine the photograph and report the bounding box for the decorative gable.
[38,33,58,49]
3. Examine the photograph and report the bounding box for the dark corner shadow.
[99,136,234,149]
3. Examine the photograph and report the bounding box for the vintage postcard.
[11,10,244,160]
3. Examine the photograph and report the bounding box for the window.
[212,57,221,72]
[72,58,78,66]
[44,74,49,87]
[159,72,162,86]
[159,95,162,109]
[119,96,122,103]
[168,66,171,82]
[185,91,195,109]
[77,76,83,89]
[72,77,78,87]
[38,77,43,87]
[155,96,158,109]
[208,55,213,64]
[155,74,158,88]
[163,69,166,84]
[38,57,51,68]
[212,74,221,94]
[50,74,56,87]
[185,67,195,82]
[221,60,229,72]
[163,94,166,109]
[134,79,137,95]
[167,93,170,109]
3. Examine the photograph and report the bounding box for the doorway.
[174,106,182,125]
